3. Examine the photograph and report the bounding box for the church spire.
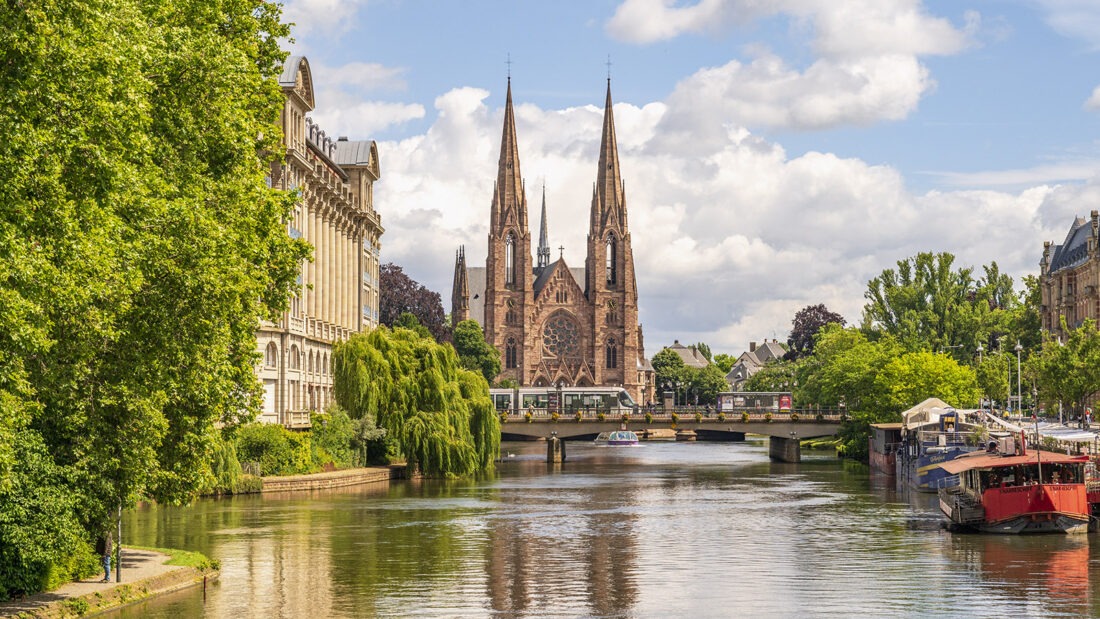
[451,246,469,328]
[592,79,626,236]
[537,183,550,269]
[491,78,527,234]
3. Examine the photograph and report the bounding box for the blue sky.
[284,0,1100,353]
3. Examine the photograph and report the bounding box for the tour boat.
[938,443,1090,534]
[594,430,639,446]
[895,398,984,491]
[869,422,902,476]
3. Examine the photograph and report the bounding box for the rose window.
[543,314,580,358]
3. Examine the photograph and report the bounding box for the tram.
[716,392,792,413]
[490,386,639,415]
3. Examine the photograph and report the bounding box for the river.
[112,438,1099,618]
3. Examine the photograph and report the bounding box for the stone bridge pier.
[768,436,801,463]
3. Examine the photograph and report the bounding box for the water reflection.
[110,439,1100,618]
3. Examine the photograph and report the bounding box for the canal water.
[114,438,1099,618]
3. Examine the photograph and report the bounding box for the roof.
[532,259,583,297]
[1048,216,1090,274]
[870,423,903,430]
[940,450,1088,475]
[900,397,953,429]
[665,341,709,369]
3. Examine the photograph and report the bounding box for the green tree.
[332,326,499,476]
[684,365,728,405]
[743,360,798,393]
[713,353,736,374]
[651,348,688,400]
[0,0,307,591]
[452,319,502,383]
[1032,318,1100,418]
[875,352,980,412]
[692,342,713,363]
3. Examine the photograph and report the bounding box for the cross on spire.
[506,53,512,79]
[559,245,565,259]
[606,54,612,81]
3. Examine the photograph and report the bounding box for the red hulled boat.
[938,444,1090,534]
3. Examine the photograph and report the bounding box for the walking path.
[0,548,214,618]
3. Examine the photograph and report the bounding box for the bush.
[621,412,630,423]
[551,412,560,422]
[597,412,606,422]
[235,423,313,476]
[764,412,773,422]
[524,412,533,423]
[741,411,749,423]
[717,412,726,422]
[645,411,654,424]
[694,412,703,423]
[790,412,799,422]
[670,412,679,423]
[574,411,582,422]
[816,413,824,421]
[310,406,356,470]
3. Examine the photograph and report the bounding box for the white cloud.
[282,0,368,39]
[930,160,1100,188]
[1036,0,1100,49]
[1086,85,1100,111]
[305,61,424,138]
[374,85,1064,350]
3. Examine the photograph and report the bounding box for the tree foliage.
[651,348,688,393]
[1031,318,1100,417]
[452,320,502,383]
[785,304,846,360]
[0,0,307,593]
[712,353,736,374]
[332,327,499,476]
[380,263,449,342]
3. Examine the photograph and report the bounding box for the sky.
[282,0,1100,355]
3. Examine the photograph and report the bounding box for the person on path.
[96,531,113,582]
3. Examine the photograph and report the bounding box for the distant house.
[665,340,710,369]
[725,340,787,391]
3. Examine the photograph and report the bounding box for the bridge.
[499,409,844,462]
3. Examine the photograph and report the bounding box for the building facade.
[451,79,652,403]
[1040,210,1100,342]
[256,56,384,426]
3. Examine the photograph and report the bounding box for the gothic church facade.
[452,80,653,403]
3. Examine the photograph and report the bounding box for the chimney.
[749,342,757,352]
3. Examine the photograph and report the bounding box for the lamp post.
[976,344,985,409]
[1015,343,1023,420]
[976,343,983,363]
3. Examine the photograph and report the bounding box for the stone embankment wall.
[261,465,406,493]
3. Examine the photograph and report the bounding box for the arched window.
[308,352,314,373]
[606,338,618,369]
[265,342,278,368]
[505,233,516,286]
[323,353,329,375]
[606,234,617,286]
[289,345,300,370]
[506,338,518,369]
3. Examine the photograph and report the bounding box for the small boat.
[594,430,639,446]
[869,422,902,476]
[938,441,1090,534]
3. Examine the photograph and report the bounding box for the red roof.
[940,450,1088,475]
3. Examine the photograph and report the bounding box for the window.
[289,345,300,370]
[505,234,516,286]
[542,313,580,359]
[265,342,279,368]
[606,338,618,369]
[506,338,518,369]
[606,235,617,286]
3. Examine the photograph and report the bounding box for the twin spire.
[493,77,625,259]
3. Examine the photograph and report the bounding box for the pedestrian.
[96,531,113,582]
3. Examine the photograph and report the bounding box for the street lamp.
[1014,343,1023,419]
[976,343,984,363]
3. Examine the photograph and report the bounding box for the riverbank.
[259,464,406,493]
[0,548,217,619]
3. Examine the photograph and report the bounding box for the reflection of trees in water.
[946,534,1095,616]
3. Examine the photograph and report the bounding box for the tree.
[332,326,500,476]
[743,360,798,394]
[692,342,713,363]
[380,263,449,342]
[785,304,846,360]
[862,252,1007,358]
[0,0,308,592]
[651,348,689,399]
[713,353,736,374]
[1031,318,1100,418]
[452,319,502,383]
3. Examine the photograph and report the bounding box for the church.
[451,79,653,404]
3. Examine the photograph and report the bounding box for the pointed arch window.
[606,234,617,287]
[505,233,516,286]
[506,338,518,369]
[605,338,618,369]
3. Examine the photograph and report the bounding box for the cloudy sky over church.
[283,0,1100,352]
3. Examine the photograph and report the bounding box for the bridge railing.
[499,407,847,423]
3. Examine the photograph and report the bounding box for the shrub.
[597,412,607,422]
[717,412,726,422]
[500,413,508,424]
[645,411,654,424]
[816,413,824,421]
[764,412,773,422]
[790,412,799,422]
[694,412,703,423]
[551,412,560,422]
[670,412,679,423]
[621,412,630,423]
[524,412,533,423]
[575,411,583,422]
[236,423,313,476]
[311,405,356,470]
[741,411,749,423]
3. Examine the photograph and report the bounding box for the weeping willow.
[333,327,500,476]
